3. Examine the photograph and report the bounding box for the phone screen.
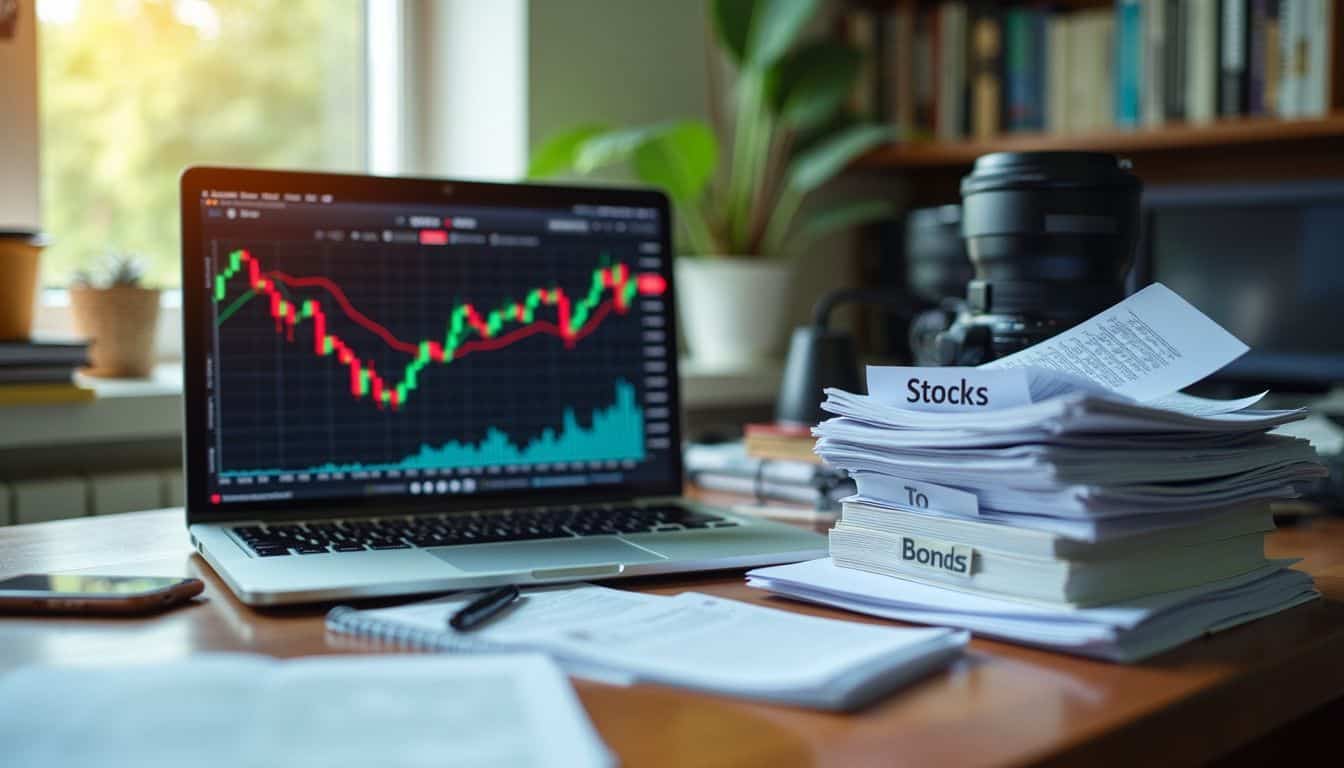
[0,574,185,595]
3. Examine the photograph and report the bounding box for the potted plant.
[529,0,894,368]
[68,252,161,377]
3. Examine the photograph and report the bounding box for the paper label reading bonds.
[896,534,974,579]
[867,367,1033,412]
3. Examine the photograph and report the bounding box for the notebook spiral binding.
[325,606,496,653]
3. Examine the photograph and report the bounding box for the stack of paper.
[747,284,1326,661]
[327,583,968,710]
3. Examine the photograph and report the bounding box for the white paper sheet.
[0,654,613,768]
[982,282,1249,402]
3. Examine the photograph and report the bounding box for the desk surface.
[3,508,1344,768]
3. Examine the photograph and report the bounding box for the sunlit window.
[38,0,366,287]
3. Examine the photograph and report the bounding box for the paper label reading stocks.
[867,367,1033,413]
[896,534,974,579]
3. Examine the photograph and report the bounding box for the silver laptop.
[179,167,825,606]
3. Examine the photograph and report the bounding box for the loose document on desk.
[327,584,968,710]
[0,654,613,768]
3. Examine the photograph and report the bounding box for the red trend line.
[267,271,419,354]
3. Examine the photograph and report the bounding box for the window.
[37,0,366,287]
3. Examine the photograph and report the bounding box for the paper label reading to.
[879,476,981,517]
[981,283,1249,402]
[895,534,974,579]
[867,366,1033,412]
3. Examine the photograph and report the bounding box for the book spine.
[913,7,935,137]
[1116,0,1144,127]
[1027,9,1048,131]
[1277,0,1303,117]
[1047,13,1071,133]
[1143,0,1168,126]
[1262,0,1282,113]
[1219,0,1250,116]
[937,3,968,141]
[1248,0,1271,114]
[970,4,1004,139]
[845,10,879,120]
[1302,0,1330,116]
[1187,0,1219,122]
[888,2,916,139]
[1165,0,1188,120]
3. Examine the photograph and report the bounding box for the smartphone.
[0,574,205,615]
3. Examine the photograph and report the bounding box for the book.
[1249,0,1280,114]
[845,9,879,119]
[1219,0,1251,116]
[1187,0,1219,122]
[913,5,938,137]
[0,364,80,385]
[1004,7,1046,132]
[1142,0,1168,126]
[1278,0,1306,116]
[0,381,96,405]
[1070,9,1115,133]
[1165,0,1189,121]
[969,3,1004,140]
[0,338,89,367]
[1115,0,1144,127]
[326,583,969,711]
[829,522,1271,606]
[885,1,916,139]
[744,421,822,464]
[1300,0,1332,116]
[684,441,852,505]
[1046,13,1071,133]
[935,2,967,140]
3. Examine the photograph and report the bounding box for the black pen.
[448,585,521,632]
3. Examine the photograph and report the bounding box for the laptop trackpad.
[428,537,664,573]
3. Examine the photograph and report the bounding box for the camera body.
[936,152,1142,365]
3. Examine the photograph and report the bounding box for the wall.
[0,0,41,230]
[526,0,710,152]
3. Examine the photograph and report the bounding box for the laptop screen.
[182,169,681,516]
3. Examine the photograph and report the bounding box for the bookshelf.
[862,113,1344,169]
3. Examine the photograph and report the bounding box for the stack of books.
[849,0,1337,140]
[0,339,94,405]
[748,285,1328,662]
[684,442,851,509]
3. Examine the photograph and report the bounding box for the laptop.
[180,167,826,606]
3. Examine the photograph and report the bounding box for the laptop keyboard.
[232,504,736,557]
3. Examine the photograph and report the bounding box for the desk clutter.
[0,338,93,405]
[327,583,967,711]
[0,654,613,768]
[749,284,1327,662]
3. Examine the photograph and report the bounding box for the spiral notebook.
[326,584,968,711]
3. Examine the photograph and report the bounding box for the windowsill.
[0,361,781,450]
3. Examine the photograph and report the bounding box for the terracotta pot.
[674,256,792,369]
[0,231,44,340]
[69,285,161,377]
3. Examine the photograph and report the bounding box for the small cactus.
[71,251,148,289]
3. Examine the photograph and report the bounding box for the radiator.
[5,470,184,525]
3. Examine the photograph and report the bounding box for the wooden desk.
[3,509,1344,768]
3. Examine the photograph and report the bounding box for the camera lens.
[905,205,972,306]
[946,151,1141,361]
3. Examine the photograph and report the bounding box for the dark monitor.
[1132,180,1344,390]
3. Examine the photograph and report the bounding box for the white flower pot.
[674,257,792,369]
